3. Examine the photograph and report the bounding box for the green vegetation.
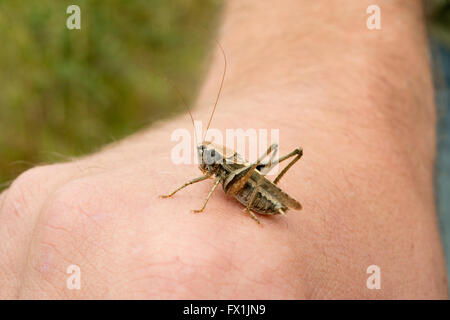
[429,0,450,46]
[0,0,222,187]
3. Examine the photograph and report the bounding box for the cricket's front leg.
[160,174,211,198]
[192,177,221,213]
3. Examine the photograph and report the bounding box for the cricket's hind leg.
[273,148,302,184]
[224,143,278,193]
[242,144,280,224]
[257,148,303,185]
[243,178,263,224]
[244,208,261,224]
[160,173,211,198]
[225,144,278,224]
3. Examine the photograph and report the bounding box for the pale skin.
[0,0,447,298]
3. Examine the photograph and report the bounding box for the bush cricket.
[160,42,303,224]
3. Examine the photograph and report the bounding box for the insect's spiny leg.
[273,148,303,185]
[246,209,261,224]
[245,174,264,213]
[160,174,211,198]
[226,144,278,196]
[278,209,286,216]
[192,177,220,213]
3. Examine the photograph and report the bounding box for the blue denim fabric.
[433,42,450,284]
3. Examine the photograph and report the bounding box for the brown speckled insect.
[160,42,302,224]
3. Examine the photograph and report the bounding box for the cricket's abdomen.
[233,181,286,215]
[218,161,301,215]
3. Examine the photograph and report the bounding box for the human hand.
[0,0,447,299]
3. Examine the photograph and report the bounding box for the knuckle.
[10,166,50,191]
[0,190,7,207]
[44,178,95,219]
[40,176,109,236]
[1,166,55,218]
[33,177,113,280]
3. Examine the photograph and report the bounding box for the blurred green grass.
[429,0,450,45]
[0,0,449,189]
[0,0,222,187]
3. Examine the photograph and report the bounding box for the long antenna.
[147,35,227,146]
[151,69,199,145]
[202,40,227,142]
[166,76,198,143]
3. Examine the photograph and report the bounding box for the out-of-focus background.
[429,0,450,284]
[0,0,222,186]
[0,0,450,283]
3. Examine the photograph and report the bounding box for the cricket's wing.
[258,175,302,210]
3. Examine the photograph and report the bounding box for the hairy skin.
[0,0,447,299]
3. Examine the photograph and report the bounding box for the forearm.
[111,1,434,160]
[207,0,443,297]
[196,0,436,189]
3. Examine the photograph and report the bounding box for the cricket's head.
[197,141,223,173]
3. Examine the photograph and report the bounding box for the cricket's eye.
[198,145,206,157]
[203,149,220,165]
